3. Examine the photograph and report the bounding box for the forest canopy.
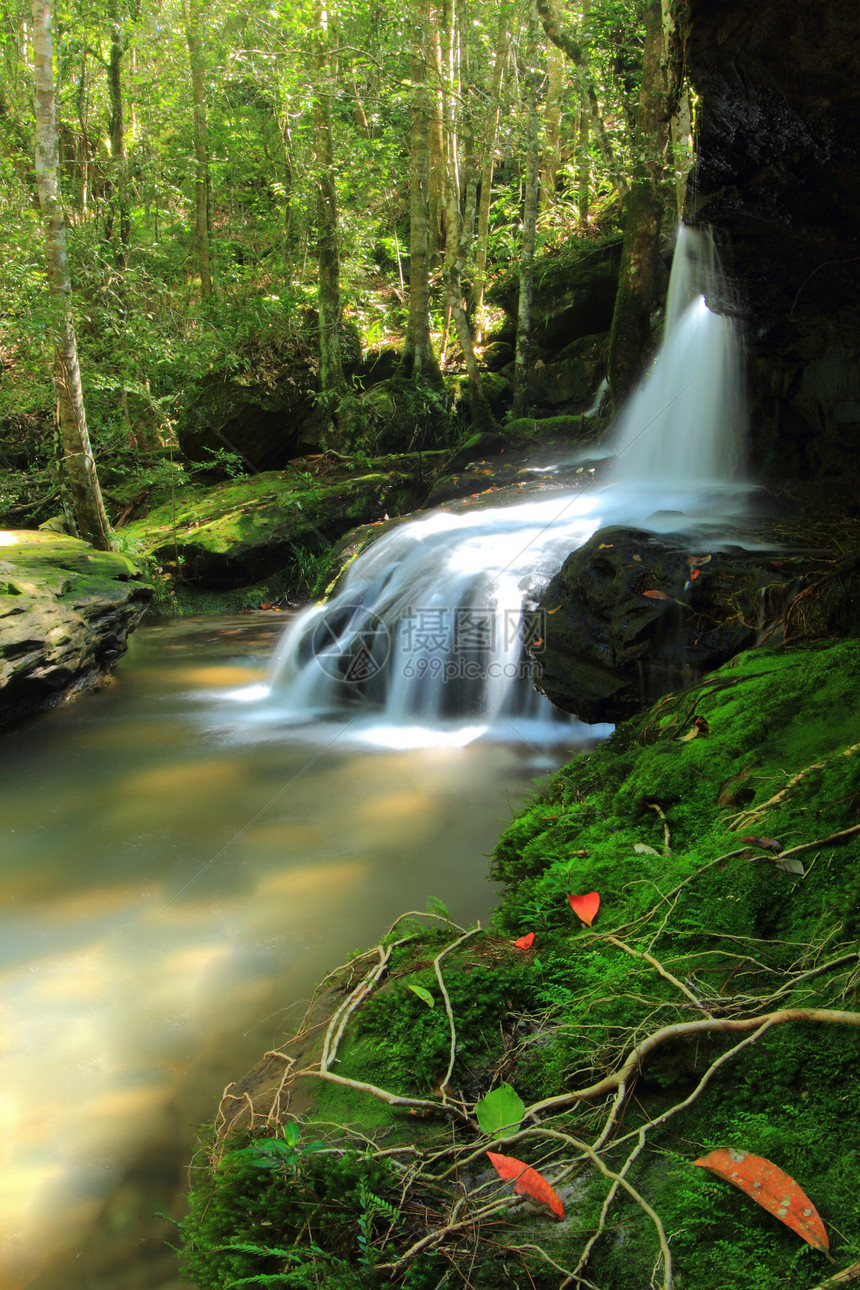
[0,0,690,538]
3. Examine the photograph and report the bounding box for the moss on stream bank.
[179,641,860,1290]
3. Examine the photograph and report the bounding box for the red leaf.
[486,1151,564,1219]
[568,891,600,926]
[694,1148,829,1252]
[691,568,701,580]
[642,589,671,600]
[514,932,535,950]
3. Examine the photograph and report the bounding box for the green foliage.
[181,1135,411,1290]
[341,953,532,1098]
[474,1082,525,1136]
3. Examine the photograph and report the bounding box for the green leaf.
[475,1082,525,1137]
[407,983,435,1008]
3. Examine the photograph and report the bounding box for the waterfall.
[606,224,746,490]
[247,225,747,746]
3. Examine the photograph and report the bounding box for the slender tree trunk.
[607,0,670,404]
[107,0,130,268]
[576,104,590,225]
[536,0,629,199]
[31,0,114,551]
[512,0,540,419]
[469,13,508,338]
[540,0,564,211]
[400,0,441,384]
[427,10,446,264]
[442,62,494,431]
[312,0,354,447]
[182,0,215,296]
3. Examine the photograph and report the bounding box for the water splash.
[251,224,747,744]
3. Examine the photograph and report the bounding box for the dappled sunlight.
[253,857,370,901]
[354,787,438,824]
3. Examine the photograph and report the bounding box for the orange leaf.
[693,1148,829,1252]
[486,1151,564,1219]
[691,568,701,580]
[514,931,535,950]
[642,589,671,600]
[568,891,600,926]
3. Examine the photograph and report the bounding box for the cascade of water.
[606,224,746,490]
[251,224,747,744]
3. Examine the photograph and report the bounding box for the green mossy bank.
[180,640,860,1290]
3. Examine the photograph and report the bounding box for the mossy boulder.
[358,376,453,454]
[0,530,153,724]
[120,457,436,590]
[180,639,860,1290]
[487,235,622,349]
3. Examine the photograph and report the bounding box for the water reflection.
[0,615,583,1289]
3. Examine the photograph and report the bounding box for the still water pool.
[0,614,592,1289]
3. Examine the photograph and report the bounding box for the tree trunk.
[400,0,441,384]
[536,0,629,199]
[428,10,446,264]
[469,14,508,338]
[540,1,564,211]
[443,71,495,432]
[607,0,670,404]
[511,0,540,419]
[312,0,354,447]
[31,0,114,551]
[576,104,590,226]
[107,0,130,268]
[182,0,215,297]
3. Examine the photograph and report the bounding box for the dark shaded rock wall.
[687,0,860,500]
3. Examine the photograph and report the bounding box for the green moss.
[182,640,860,1290]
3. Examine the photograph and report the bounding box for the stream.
[3,223,746,1288]
[0,612,592,1290]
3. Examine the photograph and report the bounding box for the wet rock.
[0,531,153,725]
[533,524,860,723]
[688,0,860,497]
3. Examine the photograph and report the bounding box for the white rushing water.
[252,224,748,744]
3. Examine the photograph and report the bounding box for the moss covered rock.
[120,457,435,590]
[0,530,153,724]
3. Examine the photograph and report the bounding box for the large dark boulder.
[688,0,860,499]
[533,523,860,723]
[0,532,153,725]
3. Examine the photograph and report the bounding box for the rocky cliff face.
[687,0,860,500]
